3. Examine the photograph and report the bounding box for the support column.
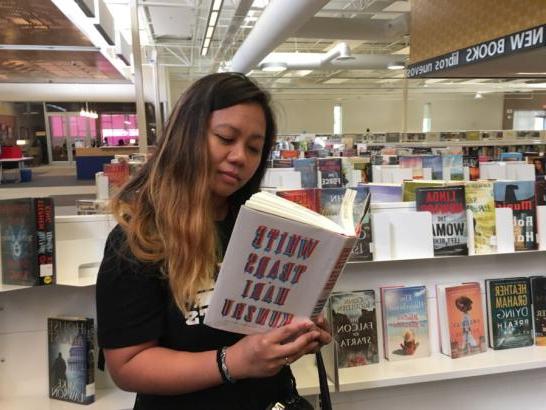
[129,0,148,153]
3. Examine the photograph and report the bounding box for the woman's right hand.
[225,320,321,379]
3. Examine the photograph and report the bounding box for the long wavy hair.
[111,73,276,312]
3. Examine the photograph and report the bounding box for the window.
[422,102,432,132]
[513,110,546,131]
[100,114,138,145]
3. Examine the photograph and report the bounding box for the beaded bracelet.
[216,346,236,384]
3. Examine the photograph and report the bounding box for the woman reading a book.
[96,72,331,410]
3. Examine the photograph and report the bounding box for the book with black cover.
[0,197,55,286]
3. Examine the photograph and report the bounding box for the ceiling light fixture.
[387,62,405,70]
[201,0,223,57]
[474,92,483,99]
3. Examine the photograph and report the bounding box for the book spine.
[35,198,55,285]
[310,242,354,319]
[86,319,96,404]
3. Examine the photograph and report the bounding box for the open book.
[204,190,368,335]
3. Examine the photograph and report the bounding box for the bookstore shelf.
[0,284,31,293]
[365,139,546,148]
[0,355,326,409]
[336,347,546,392]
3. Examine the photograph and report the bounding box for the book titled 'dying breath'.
[205,191,363,334]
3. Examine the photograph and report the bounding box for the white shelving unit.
[364,138,546,148]
[2,217,546,408]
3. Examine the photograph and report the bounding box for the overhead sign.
[406,24,545,78]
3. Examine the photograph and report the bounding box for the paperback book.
[381,285,430,361]
[0,197,55,286]
[530,276,546,346]
[486,277,534,349]
[415,185,468,256]
[276,188,321,213]
[204,191,361,334]
[48,317,95,404]
[437,282,487,358]
[293,158,319,188]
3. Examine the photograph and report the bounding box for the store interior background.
[2,1,546,409]
[0,0,545,167]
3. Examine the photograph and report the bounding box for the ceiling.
[0,0,544,98]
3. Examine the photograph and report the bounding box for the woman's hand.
[226,320,321,379]
[311,313,332,351]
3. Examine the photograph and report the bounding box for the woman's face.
[207,102,266,202]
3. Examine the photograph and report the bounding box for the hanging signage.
[406,24,545,78]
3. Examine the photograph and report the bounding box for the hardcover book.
[415,185,468,256]
[465,181,496,255]
[437,282,487,358]
[0,197,55,286]
[530,276,546,346]
[272,159,294,168]
[323,290,379,388]
[317,158,343,188]
[362,183,402,203]
[381,285,430,361]
[494,180,537,251]
[486,277,534,349]
[205,191,361,334]
[293,158,319,188]
[48,317,95,404]
[319,187,369,228]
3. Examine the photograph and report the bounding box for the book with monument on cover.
[204,190,364,335]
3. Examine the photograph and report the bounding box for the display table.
[75,147,140,180]
[0,156,34,183]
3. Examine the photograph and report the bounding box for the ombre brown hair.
[110,73,276,312]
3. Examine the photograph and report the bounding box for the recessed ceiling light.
[387,62,405,70]
[260,62,287,72]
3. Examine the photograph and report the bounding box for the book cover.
[103,162,130,198]
[463,155,480,181]
[280,150,299,159]
[399,155,424,179]
[318,158,343,188]
[319,187,369,228]
[402,180,444,202]
[362,183,402,203]
[328,290,379,370]
[486,278,534,350]
[0,197,55,286]
[530,276,546,346]
[48,317,95,404]
[494,181,537,251]
[465,181,496,255]
[293,158,318,188]
[276,188,321,213]
[529,156,546,180]
[415,186,468,256]
[437,282,487,358]
[381,286,430,361]
[205,193,358,334]
[422,155,443,180]
[442,154,464,181]
[272,159,293,168]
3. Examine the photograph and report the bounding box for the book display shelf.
[2,183,546,409]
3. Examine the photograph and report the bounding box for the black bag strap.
[315,350,332,410]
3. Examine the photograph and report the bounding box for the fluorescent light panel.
[201,1,223,57]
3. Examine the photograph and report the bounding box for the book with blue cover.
[381,285,430,361]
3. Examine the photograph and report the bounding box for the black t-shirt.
[96,214,294,410]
